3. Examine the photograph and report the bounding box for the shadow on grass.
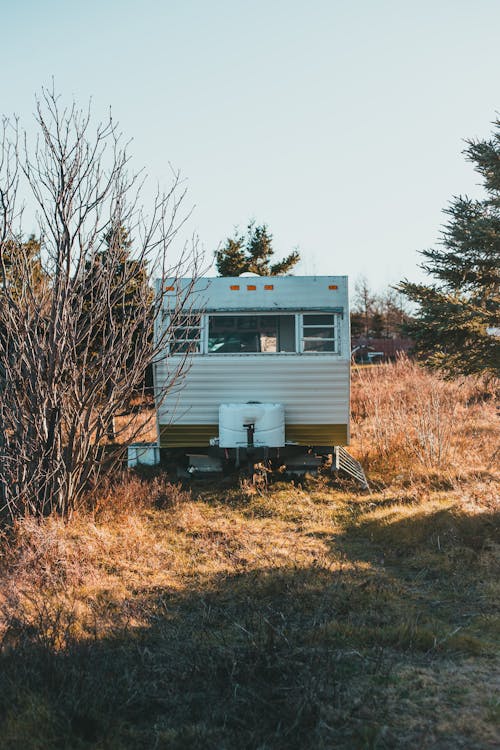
[2,555,498,749]
[1,502,498,750]
[340,503,500,562]
[0,565,400,750]
[322,503,500,653]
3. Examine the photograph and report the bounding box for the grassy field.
[0,359,498,749]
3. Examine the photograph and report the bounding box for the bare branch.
[0,90,200,519]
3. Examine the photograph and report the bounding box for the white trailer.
[154,275,352,466]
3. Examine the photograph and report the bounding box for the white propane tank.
[219,403,285,448]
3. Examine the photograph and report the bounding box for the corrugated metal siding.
[157,356,349,428]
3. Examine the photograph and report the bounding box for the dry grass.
[113,404,157,445]
[351,357,499,488]
[0,361,498,749]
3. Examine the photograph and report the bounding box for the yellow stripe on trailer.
[159,423,348,448]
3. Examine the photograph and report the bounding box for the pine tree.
[215,221,300,276]
[0,236,48,393]
[370,312,385,338]
[214,233,247,276]
[0,235,46,297]
[350,311,364,338]
[79,224,152,439]
[83,225,151,343]
[398,123,500,377]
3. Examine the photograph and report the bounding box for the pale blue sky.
[2,0,499,290]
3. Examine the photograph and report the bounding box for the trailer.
[153,275,367,485]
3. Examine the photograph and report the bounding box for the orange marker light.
[165,285,175,291]
[264,284,274,290]
[247,284,256,290]
[230,285,240,290]
[328,285,338,290]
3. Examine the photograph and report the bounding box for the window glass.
[209,331,262,353]
[303,314,335,327]
[237,316,258,330]
[302,326,334,339]
[170,314,201,354]
[168,313,340,354]
[301,314,337,353]
[303,339,336,352]
[210,316,236,331]
[208,315,295,353]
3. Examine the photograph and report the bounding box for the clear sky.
[2,0,500,290]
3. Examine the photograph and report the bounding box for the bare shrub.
[2,515,95,589]
[91,472,191,518]
[1,586,78,653]
[0,88,200,520]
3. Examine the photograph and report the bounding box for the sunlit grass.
[0,360,498,748]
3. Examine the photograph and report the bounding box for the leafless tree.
[352,276,412,338]
[0,88,200,520]
[353,276,377,337]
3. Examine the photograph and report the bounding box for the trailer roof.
[158,275,348,312]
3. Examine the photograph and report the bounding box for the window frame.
[206,313,292,355]
[165,311,342,355]
[299,313,339,354]
[165,313,202,354]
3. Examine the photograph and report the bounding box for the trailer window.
[301,314,337,353]
[208,315,295,353]
[170,315,201,353]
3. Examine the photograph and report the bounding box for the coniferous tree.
[82,224,151,363]
[215,233,248,276]
[350,311,364,338]
[0,235,46,297]
[79,224,153,439]
[0,236,48,398]
[370,312,385,338]
[398,124,500,377]
[215,221,300,276]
